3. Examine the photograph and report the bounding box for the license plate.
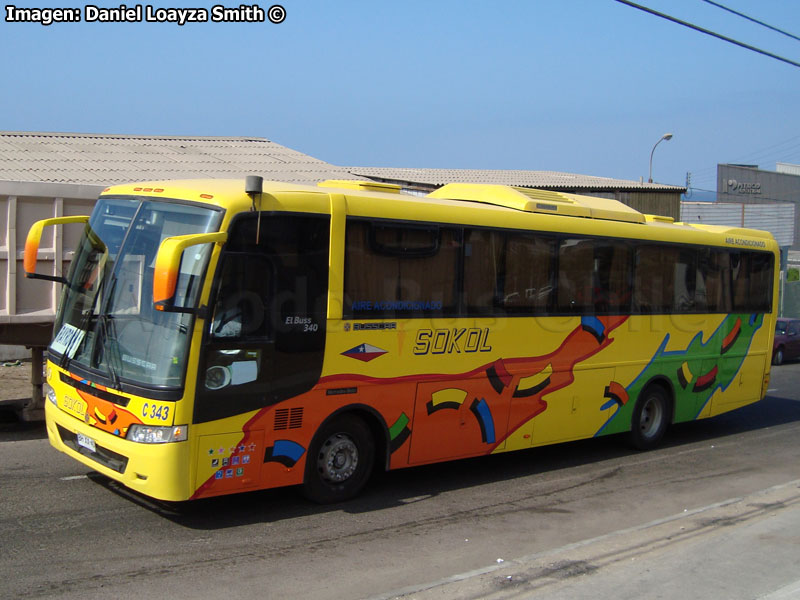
[76,432,96,453]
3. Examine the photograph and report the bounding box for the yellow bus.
[25,177,778,503]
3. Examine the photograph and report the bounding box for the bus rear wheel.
[629,385,670,450]
[303,414,375,504]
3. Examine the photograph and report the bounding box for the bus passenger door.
[191,213,329,493]
[194,213,329,420]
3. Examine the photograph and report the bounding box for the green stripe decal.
[389,413,410,439]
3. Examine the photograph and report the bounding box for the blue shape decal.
[470,398,496,444]
[264,439,306,467]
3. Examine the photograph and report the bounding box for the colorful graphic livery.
[25,179,778,503]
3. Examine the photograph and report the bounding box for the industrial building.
[716,163,800,250]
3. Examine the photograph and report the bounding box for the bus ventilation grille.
[274,407,304,431]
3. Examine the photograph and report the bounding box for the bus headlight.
[44,383,57,406]
[127,424,188,444]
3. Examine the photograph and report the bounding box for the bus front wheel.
[303,414,375,504]
[629,385,670,450]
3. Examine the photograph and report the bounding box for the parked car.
[773,318,800,365]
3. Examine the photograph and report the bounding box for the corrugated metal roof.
[0,132,686,193]
[0,131,361,186]
[347,166,685,192]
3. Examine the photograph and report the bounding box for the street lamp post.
[648,133,673,183]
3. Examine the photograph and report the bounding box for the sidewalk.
[373,480,800,600]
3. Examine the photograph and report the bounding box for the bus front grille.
[57,424,129,474]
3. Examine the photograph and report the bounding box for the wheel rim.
[317,433,358,483]
[639,396,664,439]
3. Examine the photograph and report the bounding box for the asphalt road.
[2,364,800,600]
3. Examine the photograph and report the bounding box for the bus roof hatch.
[428,183,646,224]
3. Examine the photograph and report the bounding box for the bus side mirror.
[24,216,90,282]
[153,232,227,311]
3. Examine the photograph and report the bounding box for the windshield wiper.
[94,272,124,391]
[98,312,122,391]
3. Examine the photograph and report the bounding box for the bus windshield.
[50,197,221,389]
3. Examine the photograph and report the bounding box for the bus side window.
[731,251,773,312]
[635,244,692,314]
[557,239,594,313]
[673,249,697,312]
[557,238,630,315]
[344,220,459,317]
[503,234,555,312]
[463,228,504,314]
[698,249,732,313]
[593,240,632,313]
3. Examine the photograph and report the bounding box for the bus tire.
[629,384,670,450]
[303,414,375,504]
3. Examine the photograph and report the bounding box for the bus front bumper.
[45,401,193,502]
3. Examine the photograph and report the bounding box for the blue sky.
[3,0,800,195]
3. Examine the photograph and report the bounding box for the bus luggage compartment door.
[408,380,510,464]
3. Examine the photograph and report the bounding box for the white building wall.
[681,201,795,247]
[777,163,800,177]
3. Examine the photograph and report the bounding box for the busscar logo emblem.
[341,343,388,362]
